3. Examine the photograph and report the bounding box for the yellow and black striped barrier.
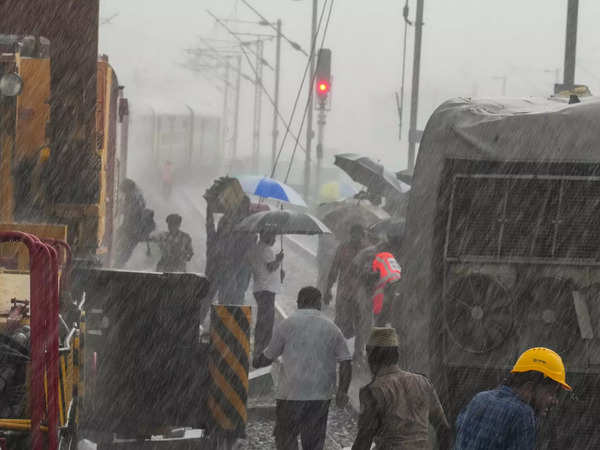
[208,305,251,437]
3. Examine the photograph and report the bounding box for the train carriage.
[397,96,600,448]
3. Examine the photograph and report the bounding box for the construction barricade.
[208,305,251,438]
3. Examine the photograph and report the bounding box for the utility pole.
[271,19,282,171]
[304,0,318,200]
[407,0,424,173]
[563,0,579,88]
[221,57,231,158]
[252,40,264,172]
[232,54,242,159]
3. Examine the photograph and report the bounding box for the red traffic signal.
[315,48,331,99]
[316,79,330,97]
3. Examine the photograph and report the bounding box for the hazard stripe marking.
[209,358,247,422]
[208,394,235,430]
[211,330,248,390]
[215,307,250,355]
[209,305,251,433]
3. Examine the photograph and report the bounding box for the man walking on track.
[248,230,284,362]
[352,327,449,450]
[152,213,193,272]
[254,286,353,450]
[454,347,570,450]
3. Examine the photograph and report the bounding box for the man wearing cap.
[254,286,352,450]
[152,213,194,272]
[454,347,571,450]
[352,327,449,450]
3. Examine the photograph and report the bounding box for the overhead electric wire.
[284,0,335,184]
[207,9,308,158]
[241,0,309,57]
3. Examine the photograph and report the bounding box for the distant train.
[130,105,221,181]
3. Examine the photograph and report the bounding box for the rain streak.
[0,1,599,449]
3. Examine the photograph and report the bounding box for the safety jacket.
[371,252,402,314]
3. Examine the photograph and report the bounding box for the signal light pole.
[315,48,331,194]
[315,96,328,193]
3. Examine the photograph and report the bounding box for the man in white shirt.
[248,230,284,361]
[254,286,353,450]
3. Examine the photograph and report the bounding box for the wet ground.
[244,396,357,450]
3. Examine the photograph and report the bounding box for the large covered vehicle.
[397,96,600,448]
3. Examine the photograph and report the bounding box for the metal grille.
[446,174,600,263]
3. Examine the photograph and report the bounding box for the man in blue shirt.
[454,347,571,450]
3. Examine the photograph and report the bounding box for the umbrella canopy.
[316,199,390,240]
[334,153,410,195]
[234,210,330,235]
[236,175,307,207]
[369,217,407,239]
[318,180,358,203]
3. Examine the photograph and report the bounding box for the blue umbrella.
[236,175,307,207]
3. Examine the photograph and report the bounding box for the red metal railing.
[0,232,60,450]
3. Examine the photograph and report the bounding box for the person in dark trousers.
[325,224,367,335]
[248,230,283,360]
[352,327,449,450]
[152,214,193,272]
[114,178,149,267]
[205,196,254,305]
[454,347,571,450]
[254,287,352,450]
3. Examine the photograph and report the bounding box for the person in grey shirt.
[254,286,353,450]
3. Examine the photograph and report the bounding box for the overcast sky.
[99,0,600,171]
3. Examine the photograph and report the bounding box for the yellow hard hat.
[39,146,51,163]
[511,347,571,391]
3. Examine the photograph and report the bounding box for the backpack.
[139,208,156,240]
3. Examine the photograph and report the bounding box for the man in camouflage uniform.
[153,214,194,272]
[352,327,450,450]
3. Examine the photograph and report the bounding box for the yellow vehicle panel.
[16,55,50,161]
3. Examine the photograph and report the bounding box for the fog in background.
[99,0,600,172]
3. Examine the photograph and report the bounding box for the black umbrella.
[235,210,331,283]
[234,210,331,235]
[316,199,389,241]
[334,153,410,195]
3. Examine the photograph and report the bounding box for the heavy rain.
[0,0,599,449]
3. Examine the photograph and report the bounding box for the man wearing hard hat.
[352,327,449,450]
[454,347,571,450]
